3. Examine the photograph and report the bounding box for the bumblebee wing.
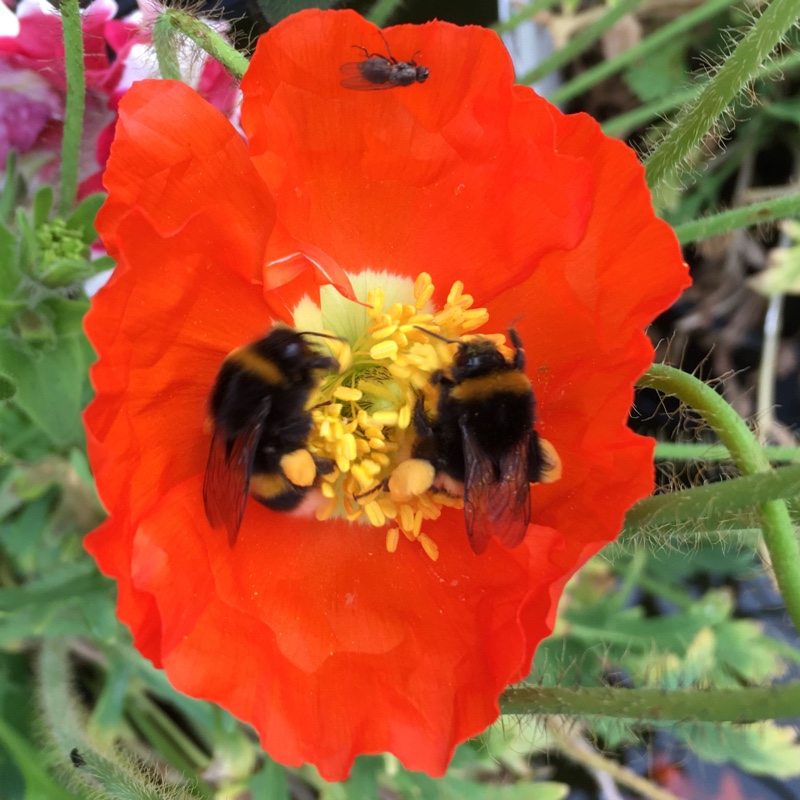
[461,423,531,555]
[203,399,270,546]
[339,61,395,90]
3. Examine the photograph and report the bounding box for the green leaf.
[683,721,800,777]
[749,220,800,296]
[343,756,380,799]
[254,0,338,24]
[623,41,687,102]
[67,193,105,245]
[0,372,15,402]
[32,185,54,229]
[0,718,80,800]
[0,151,20,223]
[0,333,90,448]
[0,220,20,297]
[249,758,289,799]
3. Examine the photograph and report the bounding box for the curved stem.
[161,10,249,80]
[645,0,800,189]
[638,363,800,635]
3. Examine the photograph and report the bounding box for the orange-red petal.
[85,9,689,783]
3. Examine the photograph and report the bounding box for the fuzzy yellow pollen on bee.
[289,269,559,561]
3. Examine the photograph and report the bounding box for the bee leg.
[508,328,526,371]
[528,434,562,484]
[413,394,434,438]
[313,456,336,476]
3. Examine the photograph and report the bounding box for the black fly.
[340,32,429,91]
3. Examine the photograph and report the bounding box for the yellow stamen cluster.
[306,273,498,560]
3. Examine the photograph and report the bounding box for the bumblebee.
[396,329,560,554]
[203,327,337,545]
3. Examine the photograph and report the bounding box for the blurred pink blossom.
[0,0,239,200]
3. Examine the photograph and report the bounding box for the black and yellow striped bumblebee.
[203,327,337,545]
[407,328,560,554]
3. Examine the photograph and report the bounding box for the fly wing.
[203,398,270,546]
[461,421,531,554]
[339,61,396,91]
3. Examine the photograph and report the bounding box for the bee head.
[451,339,507,379]
[263,328,338,381]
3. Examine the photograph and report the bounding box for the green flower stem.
[491,0,560,35]
[152,14,182,81]
[518,0,646,86]
[161,9,249,80]
[622,462,800,532]
[645,0,800,190]
[655,442,800,461]
[549,0,738,105]
[500,682,800,720]
[59,0,85,216]
[639,363,800,635]
[672,192,800,244]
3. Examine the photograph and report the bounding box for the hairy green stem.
[501,682,800,720]
[639,364,800,635]
[161,9,249,80]
[549,0,738,105]
[491,0,560,35]
[645,0,800,189]
[623,462,800,532]
[519,0,646,86]
[152,14,182,81]
[59,0,85,216]
[673,192,800,244]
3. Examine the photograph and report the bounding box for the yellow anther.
[333,386,363,402]
[365,427,384,440]
[364,501,386,527]
[388,363,412,380]
[447,281,464,306]
[418,533,439,561]
[349,462,373,491]
[386,527,400,553]
[400,504,416,536]
[370,340,399,361]
[378,498,398,519]
[372,452,390,467]
[371,325,398,340]
[342,432,357,461]
[280,449,316,487]
[368,437,386,451]
[397,404,411,430]
[361,459,382,476]
[356,439,371,455]
[372,411,398,427]
[367,287,385,314]
[433,306,461,326]
[412,510,423,537]
[335,454,350,473]
[319,419,331,439]
[321,481,336,499]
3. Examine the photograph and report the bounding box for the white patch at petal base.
[292,270,418,345]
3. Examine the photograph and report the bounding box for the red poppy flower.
[84,8,689,781]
